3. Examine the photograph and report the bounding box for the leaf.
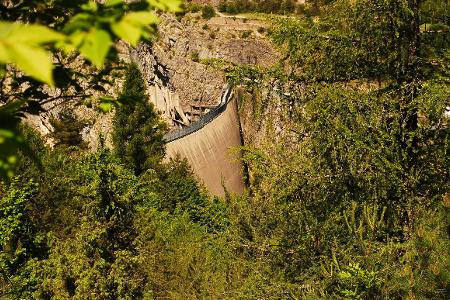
[0,22,15,39]
[147,0,182,12]
[81,1,98,12]
[0,22,66,85]
[98,96,122,112]
[105,0,123,7]
[0,43,10,62]
[111,20,142,46]
[7,24,65,44]
[111,12,158,46]
[5,43,54,85]
[63,13,93,33]
[79,29,112,68]
[122,12,159,27]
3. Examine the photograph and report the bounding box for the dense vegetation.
[1,0,450,299]
[218,0,329,16]
[0,66,232,298]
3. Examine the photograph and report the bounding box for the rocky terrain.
[25,9,279,147]
[129,11,279,129]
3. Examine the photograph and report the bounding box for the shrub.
[187,3,201,13]
[218,2,228,13]
[49,110,87,148]
[241,30,252,38]
[191,50,200,62]
[201,5,216,19]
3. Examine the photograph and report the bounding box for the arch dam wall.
[164,90,245,196]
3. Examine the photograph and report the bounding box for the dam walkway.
[163,86,234,143]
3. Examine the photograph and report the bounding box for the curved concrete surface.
[165,95,245,196]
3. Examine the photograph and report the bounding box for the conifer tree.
[112,64,166,175]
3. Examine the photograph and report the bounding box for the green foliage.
[1,0,450,298]
[241,30,252,38]
[1,0,182,84]
[0,179,41,297]
[190,50,200,62]
[0,102,25,180]
[112,63,166,175]
[201,5,216,19]
[270,0,432,83]
[0,129,239,298]
[335,263,382,299]
[49,110,87,148]
[0,22,64,85]
[230,1,450,298]
[218,0,303,15]
[186,2,202,13]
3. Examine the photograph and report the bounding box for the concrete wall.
[165,98,245,196]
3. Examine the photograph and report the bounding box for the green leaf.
[105,0,123,7]
[111,12,158,46]
[147,0,182,12]
[79,29,112,68]
[111,21,142,46]
[98,96,122,112]
[122,12,159,27]
[7,24,65,44]
[81,0,98,12]
[5,43,54,85]
[0,22,14,39]
[63,13,93,33]
[0,22,66,85]
[0,43,10,62]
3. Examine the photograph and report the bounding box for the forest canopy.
[1,0,450,298]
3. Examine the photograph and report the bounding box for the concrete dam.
[129,43,245,196]
[163,87,245,196]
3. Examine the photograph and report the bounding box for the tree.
[113,63,166,175]
[49,110,87,148]
[232,0,450,297]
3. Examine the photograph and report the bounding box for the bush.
[201,5,216,19]
[187,3,201,13]
[49,110,87,149]
[218,2,228,13]
[191,50,200,62]
[241,30,252,38]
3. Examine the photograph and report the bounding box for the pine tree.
[112,64,166,175]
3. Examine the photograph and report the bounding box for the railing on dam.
[163,86,234,143]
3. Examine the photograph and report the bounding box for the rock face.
[126,12,278,130]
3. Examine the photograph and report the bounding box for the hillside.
[1,0,450,299]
